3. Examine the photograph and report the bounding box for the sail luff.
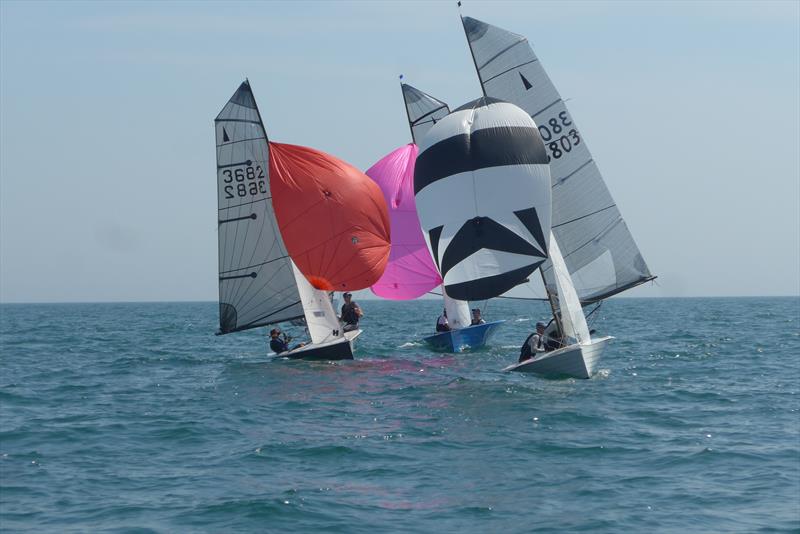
[461,16,654,303]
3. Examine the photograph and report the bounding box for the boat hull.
[281,330,362,361]
[503,336,613,379]
[423,320,505,352]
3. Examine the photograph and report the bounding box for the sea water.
[1,297,798,533]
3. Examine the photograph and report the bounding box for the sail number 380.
[221,166,266,199]
[537,111,581,161]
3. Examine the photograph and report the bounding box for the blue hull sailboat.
[423,320,505,352]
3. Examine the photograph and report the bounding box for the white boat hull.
[281,330,362,361]
[503,336,613,379]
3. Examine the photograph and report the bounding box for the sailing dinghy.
[214,81,390,360]
[460,15,655,376]
[503,234,613,378]
[413,95,552,351]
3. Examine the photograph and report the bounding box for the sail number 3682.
[222,166,266,199]
[537,111,581,161]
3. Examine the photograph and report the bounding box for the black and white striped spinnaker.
[413,97,551,301]
[460,16,655,303]
[214,81,303,334]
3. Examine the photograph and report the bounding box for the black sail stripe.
[444,262,543,301]
[440,216,544,277]
[414,126,548,194]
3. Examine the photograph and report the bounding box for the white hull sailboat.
[214,81,389,361]
[506,234,611,378]
[504,336,612,379]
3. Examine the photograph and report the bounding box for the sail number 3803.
[537,111,581,161]
[221,166,266,199]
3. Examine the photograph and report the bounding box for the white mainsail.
[461,16,654,303]
[215,81,303,334]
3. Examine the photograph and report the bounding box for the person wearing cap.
[340,292,363,332]
[470,308,486,326]
[436,308,450,332]
[519,321,549,362]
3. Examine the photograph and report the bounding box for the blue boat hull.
[422,320,505,352]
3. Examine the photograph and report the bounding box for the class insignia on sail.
[269,143,391,292]
[413,97,552,301]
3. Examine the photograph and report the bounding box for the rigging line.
[531,99,561,119]
[482,58,539,84]
[552,159,593,189]
[217,118,261,124]
[235,300,304,331]
[237,278,300,321]
[219,197,268,211]
[560,217,623,263]
[235,261,298,318]
[477,37,528,71]
[218,253,288,275]
[216,159,253,169]
[411,105,449,126]
[218,136,264,146]
[552,204,616,229]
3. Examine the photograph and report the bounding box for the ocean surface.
[1,297,798,533]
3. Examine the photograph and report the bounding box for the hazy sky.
[1,0,798,303]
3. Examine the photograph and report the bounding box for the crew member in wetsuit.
[519,321,549,362]
[340,292,363,332]
[436,309,450,332]
[470,308,486,325]
[269,328,305,354]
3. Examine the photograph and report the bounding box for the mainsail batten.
[215,81,303,334]
[461,16,654,303]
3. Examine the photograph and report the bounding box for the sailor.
[470,308,486,325]
[269,328,304,354]
[519,321,549,362]
[436,308,450,332]
[340,292,363,332]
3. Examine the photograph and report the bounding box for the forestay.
[214,81,303,334]
[414,97,552,301]
[461,16,654,303]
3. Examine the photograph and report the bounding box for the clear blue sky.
[1,0,798,303]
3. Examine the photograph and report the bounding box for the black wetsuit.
[341,302,360,332]
[270,337,289,354]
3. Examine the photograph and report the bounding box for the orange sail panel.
[269,142,391,291]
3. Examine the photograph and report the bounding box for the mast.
[541,269,563,339]
[399,79,416,142]
[459,13,487,98]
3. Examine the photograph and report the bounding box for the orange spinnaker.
[269,142,391,292]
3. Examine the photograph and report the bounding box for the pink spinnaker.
[367,144,442,300]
